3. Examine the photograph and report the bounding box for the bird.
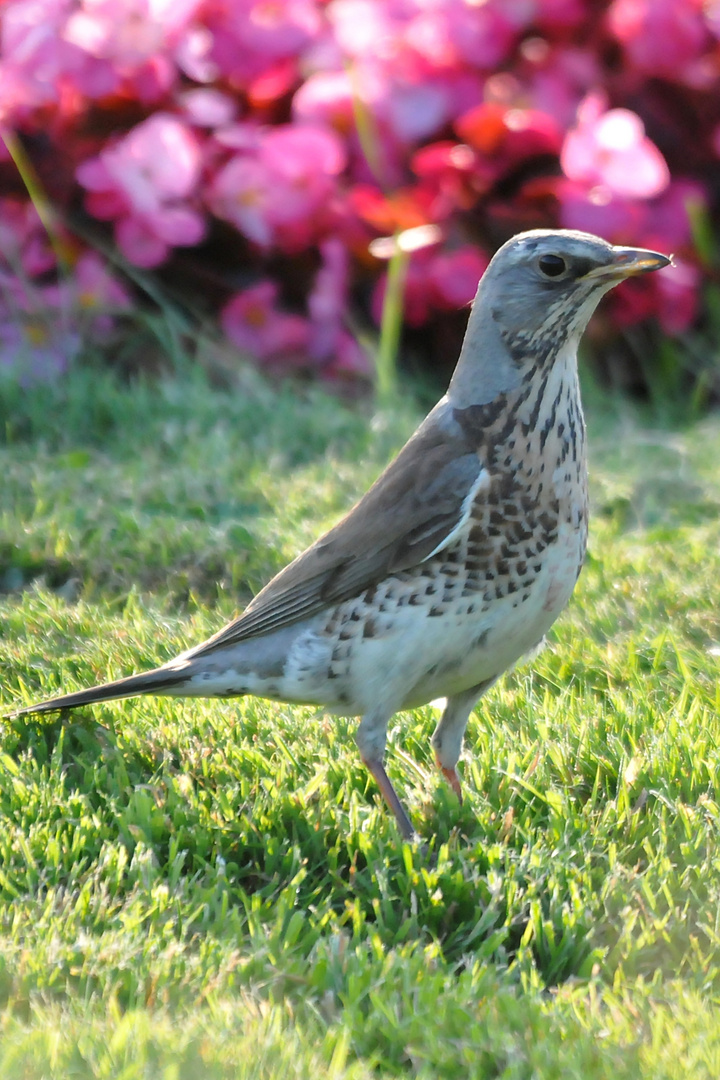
[10,230,670,840]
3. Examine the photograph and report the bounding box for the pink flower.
[306,237,369,376]
[411,141,478,221]
[0,197,56,278]
[212,121,265,153]
[324,1,487,156]
[455,102,563,180]
[327,0,396,60]
[294,63,436,187]
[62,0,206,100]
[372,245,488,328]
[533,0,586,32]
[206,0,320,85]
[383,74,455,145]
[174,23,217,82]
[557,181,646,242]
[248,61,300,110]
[641,178,706,252]
[561,93,670,200]
[330,0,527,70]
[208,124,346,253]
[179,88,237,128]
[0,0,117,115]
[610,256,699,335]
[307,238,370,377]
[92,114,201,211]
[220,0,320,57]
[608,0,708,80]
[437,0,530,69]
[427,248,489,310]
[63,0,204,67]
[384,69,485,147]
[221,281,309,362]
[292,70,356,136]
[0,0,210,118]
[0,197,131,372]
[221,255,368,378]
[517,42,602,129]
[558,174,704,332]
[209,155,274,247]
[308,237,348,360]
[654,257,700,334]
[39,250,132,337]
[77,113,205,267]
[323,330,370,379]
[48,250,130,311]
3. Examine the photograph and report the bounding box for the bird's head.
[450,229,671,405]
[480,228,671,364]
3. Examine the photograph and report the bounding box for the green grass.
[2,365,720,1077]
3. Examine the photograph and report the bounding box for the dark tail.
[9,667,188,719]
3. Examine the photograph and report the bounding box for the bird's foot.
[435,754,463,803]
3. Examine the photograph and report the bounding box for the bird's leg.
[431,679,497,802]
[361,755,416,840]
[434,755,464,802]
[356,709,416,840]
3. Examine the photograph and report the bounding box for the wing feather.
[184,400,484,659]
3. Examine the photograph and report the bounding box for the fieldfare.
[11,230,671,839]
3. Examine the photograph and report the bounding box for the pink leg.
[431,681,496,806]
[435,752,463,802]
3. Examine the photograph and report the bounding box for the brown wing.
[183,401,481,657]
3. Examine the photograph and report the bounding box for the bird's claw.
[435,755,463,803]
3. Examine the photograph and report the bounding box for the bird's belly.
[402,518,585,706]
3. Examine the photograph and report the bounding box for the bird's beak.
[587,247,673,280]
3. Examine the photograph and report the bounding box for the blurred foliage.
[1,1,720,404]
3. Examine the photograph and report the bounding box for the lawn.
[1,364,720,1077]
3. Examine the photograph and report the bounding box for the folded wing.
[183,402,485,658]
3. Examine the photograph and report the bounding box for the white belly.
[402,518,584,706]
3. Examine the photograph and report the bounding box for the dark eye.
[538,254,567,278]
